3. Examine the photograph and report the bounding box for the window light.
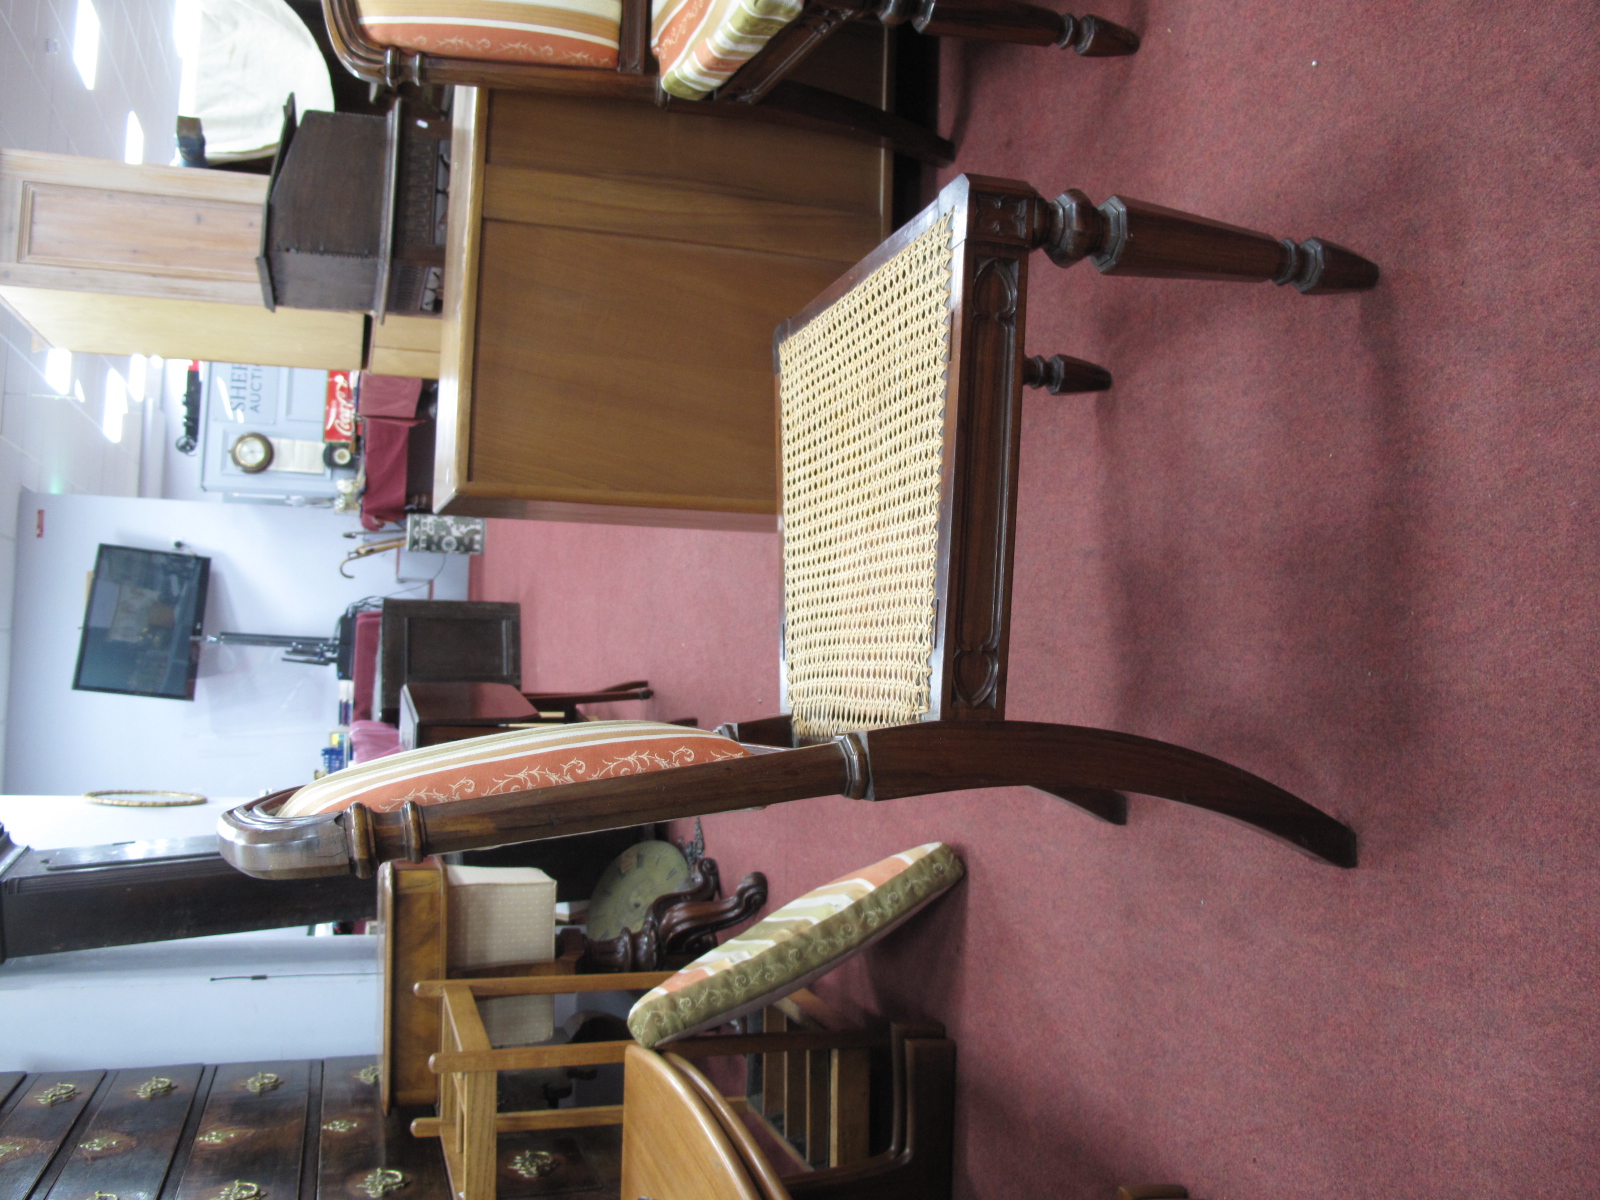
[124,112,144,164]
[127,354,147,399]
[174,0,200,118]
[72,0,100,90]
[103,370,127,442]
[44,348,73,394]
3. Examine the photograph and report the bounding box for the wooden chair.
[380,855,766,1110]
[623,1026,954,1200]
[219,175,1375,884]
[415,977,909,1200]
[319,0,1139,164]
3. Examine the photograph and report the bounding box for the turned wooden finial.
[1036,188,1111,268]
[1023,354,1113,393]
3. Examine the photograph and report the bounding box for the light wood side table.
[434,86,892,530]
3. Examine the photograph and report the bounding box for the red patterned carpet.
[473,3,1600,1193]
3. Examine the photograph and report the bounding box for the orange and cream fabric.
[627,842,964,1047]
[276,720,749,817]
[356,0,623,68]
[650,0,804,99]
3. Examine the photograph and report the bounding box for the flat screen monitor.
[72,545,211,700]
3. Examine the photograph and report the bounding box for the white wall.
[5,492,467,798]
[0,928,380,1071]
[0,792,235,849]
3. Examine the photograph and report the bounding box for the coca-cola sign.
[324,371,355,442]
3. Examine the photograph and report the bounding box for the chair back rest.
[621,1044,766,1200]
[662,1052,795,1200]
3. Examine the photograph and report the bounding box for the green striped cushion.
[627,842,964,1047]
[650,0,803,100]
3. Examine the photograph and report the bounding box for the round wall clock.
[586,840,692,941]
[230,433,274,473]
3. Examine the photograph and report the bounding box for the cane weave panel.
[778,214,954,741]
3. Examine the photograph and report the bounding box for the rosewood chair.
[320,0,1140,164]
[218,175,1374,884]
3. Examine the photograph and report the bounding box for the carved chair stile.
[319,0,1140,164]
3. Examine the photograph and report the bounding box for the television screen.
[72,545,211,700]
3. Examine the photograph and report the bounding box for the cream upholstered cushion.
[446,865,556,970]
[650,0,802,99]
[357,0,623,68]
[276,720,749,817]
[627,842,963,1047]
[446,865,559,1045]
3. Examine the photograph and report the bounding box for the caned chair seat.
[778,213,957,740]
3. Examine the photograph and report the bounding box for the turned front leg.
[1037,188,1380,293]
[878,0,1140,54]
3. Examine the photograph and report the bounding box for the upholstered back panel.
[357,0,623,68]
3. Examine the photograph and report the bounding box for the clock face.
[230,433,274,473]
[586,841,692,941]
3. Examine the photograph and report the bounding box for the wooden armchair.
[380,854,765,1110]
[624,1024,953,1200]
[319,0,1139,164]
[416,976,921,1200]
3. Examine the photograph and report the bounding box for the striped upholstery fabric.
[627,842,964,1047]
[650,0,803,99]
[357,0,623,68]
[276,720,748,817]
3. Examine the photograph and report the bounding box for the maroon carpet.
[474,2,1600,1193]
